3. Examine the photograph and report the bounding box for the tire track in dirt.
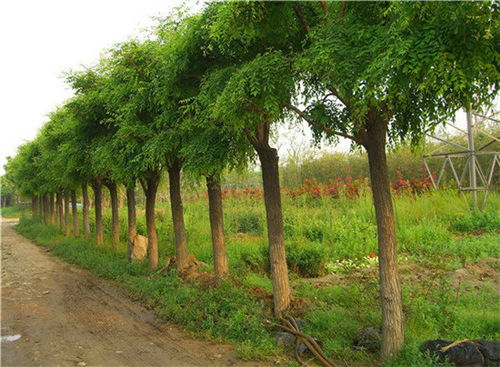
[1,218,266,367]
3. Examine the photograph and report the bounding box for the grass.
[10,189,500,366]
[0,203,30,218]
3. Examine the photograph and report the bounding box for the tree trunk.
[38,195,43,221]
[44,195,50,225]
[255,145,291,317]
[92,182,103,246]
[49,194,55,225]
[126,185,137,262]
[31,196,37,219]
[64,191,71,237]
[82,184,90,236]
[168,158,189,272]
[105,181,120,251]
[206,173,229,281]
[142,175,159,269]
[56,192,63,230]
[71,190,80,237]
[365,119,404,359]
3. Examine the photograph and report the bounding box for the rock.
[475,340,500,364]
[165,254,208,269]
[129,234,148,260]
[275,332,296,348]
[420,339,500,367]
[297,339,323,356]
[353,327,380,353]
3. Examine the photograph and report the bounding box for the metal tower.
[423,109,499,210]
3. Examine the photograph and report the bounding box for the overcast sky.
[0,0,195,174]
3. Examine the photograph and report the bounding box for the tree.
[281,1,499,358]
[203,0,499,355]
[66,69,114,246]
[99,40,170,269]
[181,114,254,280]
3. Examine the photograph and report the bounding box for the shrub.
[303,222,325,243]
[453,210,500,233]
[239,247,267,273]
[286,241,327,277]
[230,210,264,234]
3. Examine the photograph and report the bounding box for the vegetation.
[11,188,500,366]
[2,1,499,365]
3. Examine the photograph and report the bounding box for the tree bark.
[48,194,55,225]
[365,118,404,359]
[56,192,63,230]
[45,195,51,225]
[142,174,159,269]
[168,158,189,272]
[71,190,80,237]
[82,184,90,236]
[206,173,229,281]
[104,181,120,251]
[92,182,103,246]
[63,191,71,237]
[255,145,291,317]
[126,185,137,262]
[41,195,48,224]
[31,196,36,219]
[38,195,43,221]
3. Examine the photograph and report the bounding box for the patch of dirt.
[451,258,499,291]
[304,258,499,292]
[1,217,267,367]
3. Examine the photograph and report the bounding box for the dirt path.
[1,218,266,367]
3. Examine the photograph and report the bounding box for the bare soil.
[1,218,266,367]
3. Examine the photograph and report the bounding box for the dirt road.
[1,218,266,367]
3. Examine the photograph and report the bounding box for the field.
[9,188,500,366]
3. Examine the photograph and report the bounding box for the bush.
[229,210,264,234]
[286,241,327,277]
[303,222,325,243]
[239,246,267,273]
[453,210,500,233]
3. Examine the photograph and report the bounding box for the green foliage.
[0,203,30,218]
[229,209,264,234]
[286,241,327,277]
[453,210,500,233]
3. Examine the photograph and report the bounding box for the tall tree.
[205,0,499,355]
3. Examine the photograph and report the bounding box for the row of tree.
[4,2,498,359]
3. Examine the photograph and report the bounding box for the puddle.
[1,334,22,342]
[1,328,22,343]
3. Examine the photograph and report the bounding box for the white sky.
[0,0,194,174]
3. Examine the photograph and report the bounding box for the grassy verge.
[1,203,30,218]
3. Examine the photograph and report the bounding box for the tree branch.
[242,127,259,148]
[182,74,207,82]
[293,5,312,33]
[284,104,360,143]
[339,0,346,22]
[320,0,329,14]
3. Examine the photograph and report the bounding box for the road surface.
[1,218,265,367]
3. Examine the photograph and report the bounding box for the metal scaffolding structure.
[423,109,499,210]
